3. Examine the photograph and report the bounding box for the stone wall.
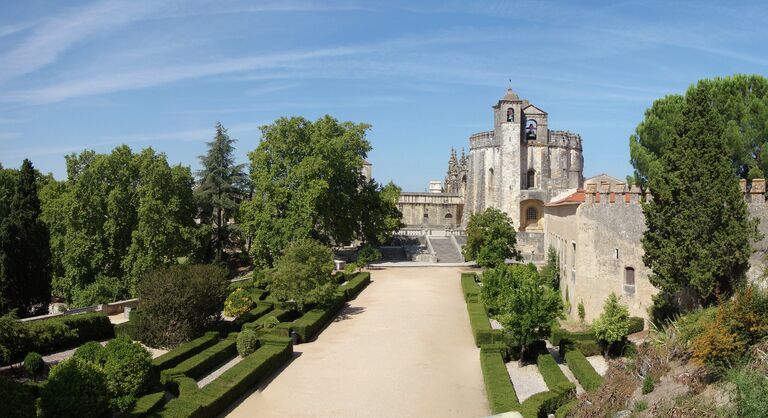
[397,192,463,228]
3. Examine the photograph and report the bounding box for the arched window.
[526,207,538,220]
[525,119,537,140]
[527,169,536,189]
[624,267,635,295]
[445,213,453,219]
[506,107,514,122]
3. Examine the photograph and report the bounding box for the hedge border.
[124,390,165,417]
[563,349,603,392]
[480,346,519,414]
[152,332,220,371]
[515,353,576,418]
[291,300,344,343]
[467,301,502,346]
[461,272,480,303]
[338,272,370,301]
[160,337,237,384]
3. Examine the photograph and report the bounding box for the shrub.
[356,244,381,269]
[729,367,768,418]
[0,377,36,418]
[0,312,30,365]
[463,207,520,267]
[266,239,337,311]
[480,347,519,414]
[564,349,603,392]
[39,358,110,418]
[73,341,107,366]
[634,399,648,412]
[23,351,44,379]
[338,272,370,301]
[642,374,655,394]
[237,329,260,357]
[578,300,585,322]
[223,288,255,318]
[628,316,645,334]
[592,293,630,356]
[263,316,280,329]
[136,264,229,348]
[152,331,219,371]
[103,336,153,411]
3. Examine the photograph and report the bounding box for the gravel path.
[198,355,242,387]
[586,355,609,376]
[505,361,548,402]
[225,267,488,418]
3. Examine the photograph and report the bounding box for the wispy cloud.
[0,20,37,38]
[0,0,165,84]
[247,82,302,96]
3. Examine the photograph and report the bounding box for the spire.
[501,86,520,101]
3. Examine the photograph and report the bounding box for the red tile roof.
[545,189,586,207]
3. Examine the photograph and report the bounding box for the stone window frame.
[624,267,636,296]
[526,206,538,220]
[526,169,536,189]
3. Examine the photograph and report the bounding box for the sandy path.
[225,267,488,418]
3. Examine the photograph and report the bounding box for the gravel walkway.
[586,355,609,376]
[225,267,488,418]
[198,355,243,387]
[505,361,548,402]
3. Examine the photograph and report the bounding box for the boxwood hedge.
[152,332,220,372]
[563,349,603,392]
[480,346,519,414]
[338,272,370,301]
[20,313,114,359]
[124,390,165,417]
[291,299,344,343]
[461,272,480,303]
[466,302,502,346]
[160,337,237,384]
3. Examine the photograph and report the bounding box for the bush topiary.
[102,336,152,412]
[224,288,254,318]
[236,329,260,357]
[136,264,229,348]
[73,341,106,366]
[23,352,44,379]
[0,377,36,418]
[39,358,110,418]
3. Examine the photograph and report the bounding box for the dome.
[501,87,519,101]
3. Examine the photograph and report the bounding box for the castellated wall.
[547,179,768,323]
[397,192,463,228]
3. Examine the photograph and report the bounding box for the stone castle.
[396,87,768,322]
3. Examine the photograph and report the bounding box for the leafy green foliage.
[236,329,260,357]
[195,123,249,262]
[102,336,152,411]
[262,316,280,329]
[152,331,220,371]
[136,264,228,348]
[356,244,381,269]
[0,377,36,418]
[480,347,519,413]
[357,180,404,245]
[242,116,383,267]
[481,264,563,361]
[578,300,585,323]
[0,159,51,317]
[630,75,768,186]
[642,374,655,394]
[539,246,560,290]
[23,351,43,378]
[39,146,199,304]
[266,239,336,311]
[39,358,110,418]
[592,293,630,354]
[564,349,604,392]
[0,312,29,365]
[728,366,768,417]
[73,341,107,366]
[463,207,520,267]
[224,288,255,318]
[641,80,759,308]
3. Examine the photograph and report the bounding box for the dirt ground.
[225,266,488,418]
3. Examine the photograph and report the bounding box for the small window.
[527,169,536,189]
[526,207,538,220]
[624,267,635,295]
[506,107,514,122]
[445,213,453,219]
[423,213,429,218]
[526,119,537,140]
[614,249,619,259]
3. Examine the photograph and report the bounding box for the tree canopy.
[592,293,630,356]
[266,238,337,311]
[40,146,199,305]
[195,122,249,262]
[630,74,768,187]
[641,80,759,309]
[242,115,400,267]
[463,207,520,268]
[0,159,51,317]
[481,264,563,363]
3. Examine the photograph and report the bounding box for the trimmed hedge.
[466,302,502,346]
[564,349,603,392]
[461,272,480,302]
[515,353,576,418]
[152,332,220,371]
[555,399,577,418]
[291,300,344,343]
[480,346,519,414]
[338,272,370,301]
[124,390,165,417]
[160,337,237,384]
[155,340,293,418]
[628,316,644,334]
[550,325,596,346]
[21,313,114,358]
[227,304,273,333]
[537,352,572,391]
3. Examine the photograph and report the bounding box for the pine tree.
[195,123,248,262]
[0,159,51,316]
[642,82,759,309]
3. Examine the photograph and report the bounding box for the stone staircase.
[428,237,464,263]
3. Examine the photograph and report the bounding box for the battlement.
[549,130,582,150]
[468,131,498,149]
[582,178,768,205]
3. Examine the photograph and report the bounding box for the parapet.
[584,178,768,205]
[469,131,499,149]
[549,130,583,150]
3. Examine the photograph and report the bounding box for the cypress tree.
[642,82,759,309]
[0,159,51,316]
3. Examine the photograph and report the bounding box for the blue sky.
[0,0,767,191]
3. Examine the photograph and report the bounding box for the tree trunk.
[519,344,526,367]
[216,206,223,261]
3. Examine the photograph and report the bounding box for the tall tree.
[642,81,759,309]
[0,160,51,316]
[195,123,248,262]
[630,74,768,187]
[242,116,374,267]
[463,207,520,268]
[358,180,404,245]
